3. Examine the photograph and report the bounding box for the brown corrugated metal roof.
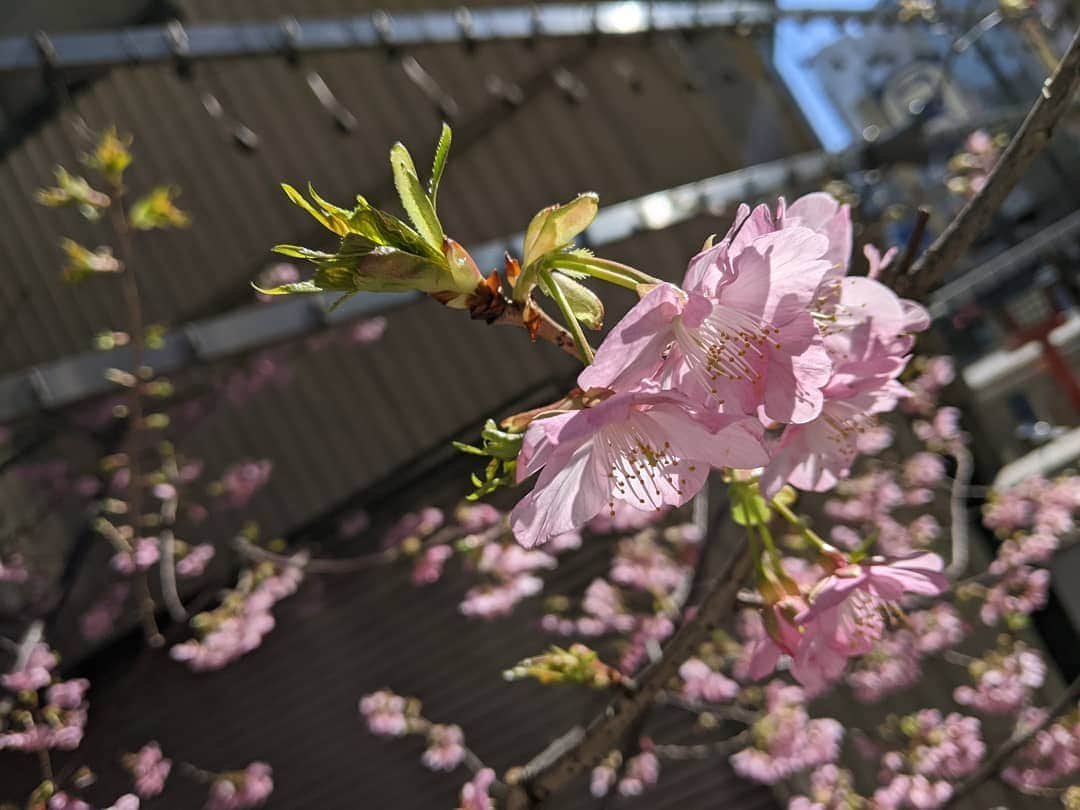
[0,0,814,375]
[0,5,817,808]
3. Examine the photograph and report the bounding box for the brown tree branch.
[653,730,752,761]
[942,674,1080,808]
[884,24,1080,299]
[110,190,164,649]
[945,445,974,577]
[492,298,585,363]
[503,538,752,808]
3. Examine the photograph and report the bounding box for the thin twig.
[232,522,505,574]
[885,25,1080,299]
[946,446,974,577]
[109,183,163,648]
[157,466,187,622]
[891,206,931,279]
[942,674,1080,808]
[655,692,760,725]
[653,729,752,760]
[158,529,186,623]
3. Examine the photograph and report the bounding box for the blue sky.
[772,0,879,151]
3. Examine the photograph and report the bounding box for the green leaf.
[252,280,324,296]
[390,142,444,251]
[306,184,353,235]
[542,273,604,330]
[129,186,190,230]
[281,183,341,235]
[428,123,452,208]
[523,193,599,269]
[271,244,337,261]
[732,491,772,527]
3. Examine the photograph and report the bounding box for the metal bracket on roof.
[32,30,60,85]
[527,4,543,47]
[587,4,602,46]
[281,16,302,65]
[372,10,397,58]
[280,16,358,133]
[454,7,478,53]
[165,17,260,152]
[164,19,192,78]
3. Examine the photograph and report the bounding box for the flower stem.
[539,268,594,365]
[771,499,829,552]
[547,256,661,291]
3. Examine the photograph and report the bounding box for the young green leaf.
[281,184,346,236]
[522,193,599,269]
[428,123,452,208]
[542,272,604,330]
[732,491,772,527]
[390,142,445,251]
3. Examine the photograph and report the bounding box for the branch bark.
[942,673,1080,808]
[492,298,585,363]
[503,538,752,808]
[883,24,1080,299]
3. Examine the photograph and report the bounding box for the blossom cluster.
[844,603,967,703]
[396,502,581,619]
[590,743,661,798]
[510,194,929,548]
[125,741,172,798]
[788,764,867,810]
[0,643,88,753]
[1001,706,1080,792]
[873,709,985,809]
[359,689,469,772]
[744,551,948,692]
[170,559,304,671]
[204,762,274,810]
[730,681,843,784]
[953,640,1047,714]
[539,518,698,674]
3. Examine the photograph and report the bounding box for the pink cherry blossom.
[679,657,738,703]
[582,224,835,424]
[456,767,495,810]
[360,690,409,737]
[510,388,766,547]
[788,764,864,809]
[590,763,618,797]
[617,749,660,796]
[731,682,843,784]
[103,795,140,810]
[129,741,172,798]
[762,277,927,496]
[801,552,948,618]
[176,543,216,578]
[204,762,273,810]
[412,544,453,585]
[46,678,89,709]
[1001,708,1080,791]
[422,723,466,771]
[2,643,57,691]
[954,643,1046,714]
